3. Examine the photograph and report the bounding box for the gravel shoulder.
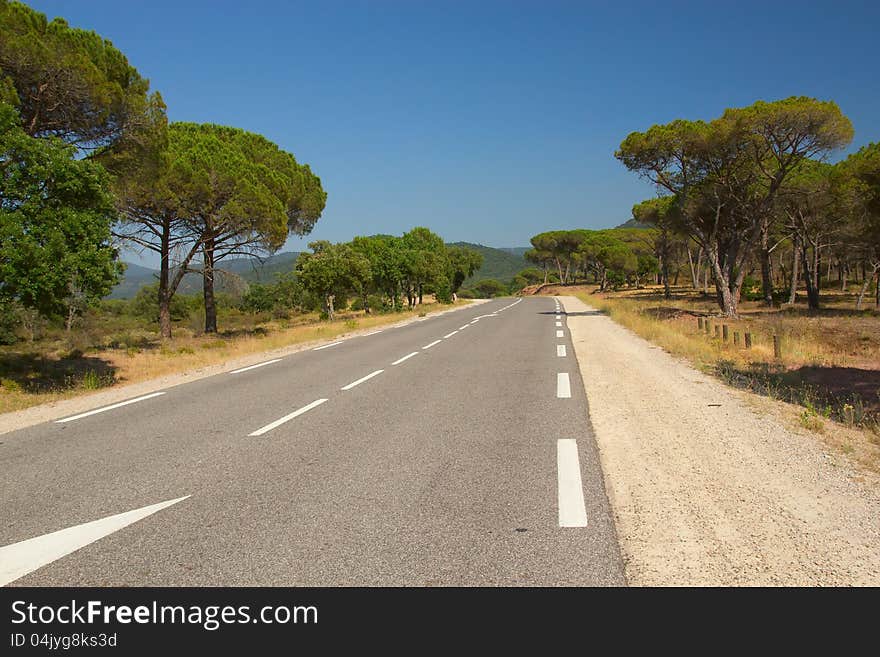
[0,300,486,436]
[561,294,880,585]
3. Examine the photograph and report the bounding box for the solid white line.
[0,496,190,586]
[313,341,343,351]
[55,392,166,423]
[470,319,479,324]
[556,330,564,338]
[422,339,442,350]
[229,359,282,374]
[341,369,384,391]
[555,321,562,327]
[249,398,328,436]
[360,330,382,337]
[459,324,469,330]
[557,439,588,527]
[557,373,571,398]
[392,352,419,365]
[443,330,458,338]
[557,345,567,357]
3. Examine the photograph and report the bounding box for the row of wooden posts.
[697,316,782,358]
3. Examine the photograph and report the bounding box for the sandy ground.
[561,295,880,586]
[0,300,486,436]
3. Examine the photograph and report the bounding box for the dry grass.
[0,300,467,415]
[543,283,880,471]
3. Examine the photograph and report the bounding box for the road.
[0,297,624,586]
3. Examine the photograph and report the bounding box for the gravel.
[562,295,880,586]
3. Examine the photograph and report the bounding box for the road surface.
[0,297,624,586]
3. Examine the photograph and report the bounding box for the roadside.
[0,299,485,435]
[561,293,880,585]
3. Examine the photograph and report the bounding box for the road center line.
[557,373,571,398]
[392,352,419,365]
[557,345,566,357]
[556,330,564,338]
[0,496,191,586]
[249,398,328,436]
[555,315,561,320]
[229,359,282,374]
[555,321,562,327]
[422,339,442,350]
[55,392,166,423]
[557,439,589,527]
[443,330,458,338]
[313,341,343,351]
[341,369,385,391]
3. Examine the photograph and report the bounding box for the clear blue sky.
[29,0,880,261]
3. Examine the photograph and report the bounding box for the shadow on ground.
[0,353,117,393]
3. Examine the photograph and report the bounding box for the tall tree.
[446,246,483,297]
[296,241,370,320]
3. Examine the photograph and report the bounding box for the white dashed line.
[392,352,419,365]
[341,369,385,391]
[557,439,588,527]
[557,345,566,357]
[443,330,458,339]
[555,315,561,320]
[422,339,442,350]
[555,321,562,327]
[55,392,166,423]
[313,341,343,351]
[556,330,564,338]
[249,398,328,436]
[557,373,571,398]
[459,324,469,330]
[229,359,282,374]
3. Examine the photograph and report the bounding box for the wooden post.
[745,332,752,348]
[698,317,703,330]
[722,324,729,342]
[773,334,781,359]
[704,320,710,335]
[733,331,740,346]
[714,325,720,339]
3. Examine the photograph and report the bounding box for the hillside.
[448,242,528,286]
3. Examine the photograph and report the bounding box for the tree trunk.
[418,283,423,305]
[662,253,671,300]
[709,249,738,317]
[802,244,820,311]
[787,237,799,305]
[759,227,774,307]
[202,236,217,333]
[158,221,172,339]
[841,265,848,292]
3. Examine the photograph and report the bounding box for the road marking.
[341,369,384,390]
[360,330,383,337]
[392,352,419,365]
[555,315,561,320]
[557,439,588,527]
[55,392,166,423]
[0,496,190,586]
[443,330,458,338]
[557,345,566,357]
[557,373,571,398]
[313,341,343,351]
[229,359,282,374]
[459,324,469,330]
[556,330,564,338]
[422,339,442,349]
[555,321,562,327]
[470,319,479,324]
[249,398,328,436]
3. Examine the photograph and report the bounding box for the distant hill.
[447,242,528,286]
[615,218,652,230]
[108,251,301,299]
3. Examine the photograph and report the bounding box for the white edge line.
[360,330,383,337]
[422,340,442,349]
[249,398,328,436]
[55,392,166,423]
[392,352,419,365]
[341,369,385,391]
[229,358,282,374]
[443,330,458,339]
[459,325,469,330]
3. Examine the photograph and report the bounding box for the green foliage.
[446,245,483,293]
[0,0,152,150]
[129,284,200,322]
[0,101,123,320]
[471,279,508,298]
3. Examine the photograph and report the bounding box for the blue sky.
[29,0,880,262]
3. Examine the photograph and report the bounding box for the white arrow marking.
[0,496,190,586]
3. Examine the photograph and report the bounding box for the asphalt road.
[0,297,625,586]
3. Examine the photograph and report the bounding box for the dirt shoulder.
[0,300,486,436]
[561,294,880,585]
